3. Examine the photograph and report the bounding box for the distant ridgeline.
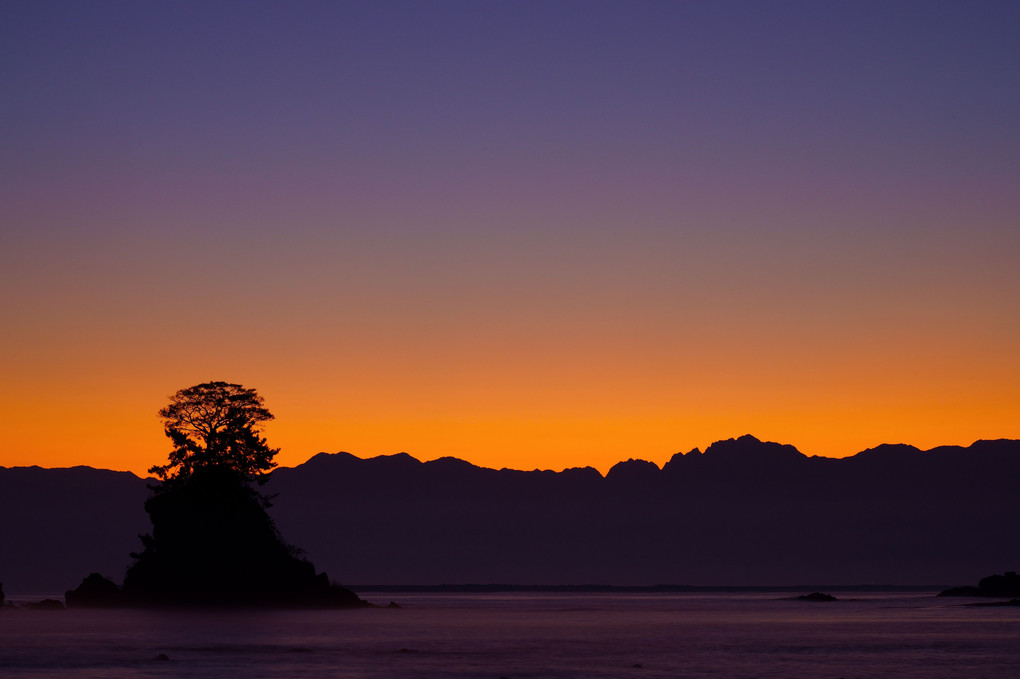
[2,436,1019,592]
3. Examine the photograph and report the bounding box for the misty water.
[2,591,1018,678]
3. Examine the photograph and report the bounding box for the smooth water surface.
[2,592,1018,678]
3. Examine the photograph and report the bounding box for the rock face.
[939,571,1020,598]
[122,468,363,608]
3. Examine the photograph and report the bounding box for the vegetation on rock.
[121,381,362,607]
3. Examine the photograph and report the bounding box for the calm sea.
[1,591,1018,678]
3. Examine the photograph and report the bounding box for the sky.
[2,0,1018,476]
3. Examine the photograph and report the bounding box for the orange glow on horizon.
[2,323,1016,477]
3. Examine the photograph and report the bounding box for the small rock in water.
[153,653,170,662]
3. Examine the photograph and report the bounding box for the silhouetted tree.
[149,381,278,486]
[124,381,361,607]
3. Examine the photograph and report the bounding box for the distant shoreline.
[4,584,948,601]
[349,584,947,594]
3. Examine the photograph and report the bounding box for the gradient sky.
[2,1,1018,476]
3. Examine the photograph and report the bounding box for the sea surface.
[1,591,1018,678]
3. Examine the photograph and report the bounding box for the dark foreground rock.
[123,581,365,609]
[65,572,364,609]
[938,571,1020,598]
[66,573,127,608]
[122,468,365,608]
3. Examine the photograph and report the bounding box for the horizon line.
[9,434,1017,478]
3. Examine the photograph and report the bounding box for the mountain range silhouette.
[2,435,1018,592]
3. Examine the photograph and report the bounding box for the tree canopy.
[149,381,279,485]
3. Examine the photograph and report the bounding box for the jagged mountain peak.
[606,458,660,481]
[849,443,923,461]
[703,434,803,458]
